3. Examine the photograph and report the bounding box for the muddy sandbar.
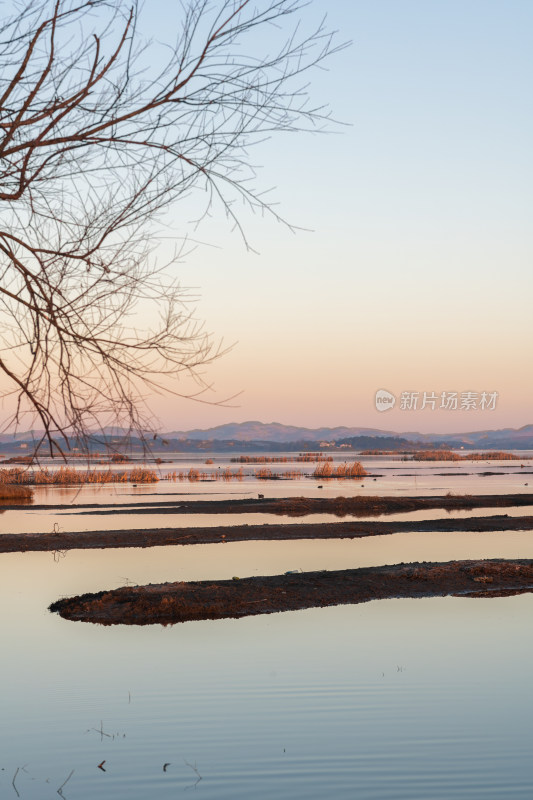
[3,514,533,553]
[49,558,533,625]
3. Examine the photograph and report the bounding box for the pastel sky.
[2,0,532,435]
[149,0,532,434]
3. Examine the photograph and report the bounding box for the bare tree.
[0,0,343,454]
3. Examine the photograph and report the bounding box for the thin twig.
[57,769,74,796]
[12,767,20,797]
[184,759,202,780]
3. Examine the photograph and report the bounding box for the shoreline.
[3,492,533,517]
[49,558,533,625]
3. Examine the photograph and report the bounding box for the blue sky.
[145,0,531,433]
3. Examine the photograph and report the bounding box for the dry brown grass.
[0,483,33,500]
[411,450,462,461]
[219,467,244,480]
[0,467,29,484]
[0,467,158,485]
[255,467,274,479]
[0,455,34,465]
[166,468,244,482]
[254,468,303,480]
[412,450,519,461]
[296,453,333,463]
[231,453,333,464]
[313,461,367,478]
[467,451,519,460]
[232,455,290,464]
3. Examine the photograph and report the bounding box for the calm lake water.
[1,454,533,798]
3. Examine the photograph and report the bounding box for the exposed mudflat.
[49,558,533,625]
[54,492,533,517]
[5,492,533,517]
[3,514,533,553]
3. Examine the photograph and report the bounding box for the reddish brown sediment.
[48,559,533,625]
[5,492,533,517]
[72,492,533,517]
[3,514,533,553]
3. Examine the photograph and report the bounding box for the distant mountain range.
[163,421,533,449]
[1,421,533,452]
[164,421,393,442]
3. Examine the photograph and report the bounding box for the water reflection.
[2,456,533,798]
[3,531,533,606]
[1,551,533,800]
[3,504,533,536]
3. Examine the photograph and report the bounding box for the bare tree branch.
[0,0,346,454]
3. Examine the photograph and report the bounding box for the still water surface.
[1,456,533,798]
